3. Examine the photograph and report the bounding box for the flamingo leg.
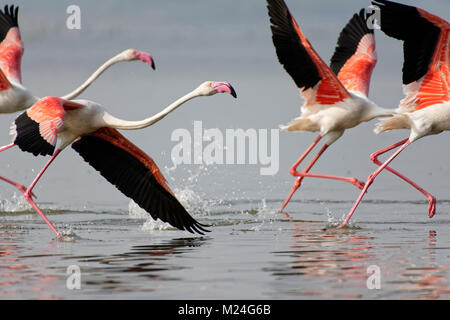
[280,135,322,211]
[0,143,36,197]
[370,138,435,218]
[22,149,62,238]
[290,170,365,188]
[338,139,411,229]
[281,136,365,211]
[0,143,15,152]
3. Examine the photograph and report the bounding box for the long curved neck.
[60,52,126,100]
[103,90,201,130]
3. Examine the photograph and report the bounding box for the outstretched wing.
[0,5,23,83]
[267,0,350,106]
[372,0,449,112]
[330,9,377,97]
[71,127,209,235]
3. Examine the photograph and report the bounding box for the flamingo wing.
[330,9,377,97]
[0,67,12,91]
[373,0,449,111]
[12,97,83,156]
[0,5,23,83]
[71,128,209,235]
[267,0,350,106]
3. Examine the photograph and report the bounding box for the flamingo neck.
[104,90,200,130]
[60,52,129,100]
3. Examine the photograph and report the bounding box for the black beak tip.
[230,85,237,98]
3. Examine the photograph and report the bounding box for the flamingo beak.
[211,81,237,98]
[134,50,156,70]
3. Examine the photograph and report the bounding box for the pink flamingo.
[10,81,236,237]
[339,0,449,228]
[0,5,155,193]
[267,0,393,212]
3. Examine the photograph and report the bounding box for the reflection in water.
[397,230,450,299]
[56,237,208,295]
[1,199,450,299]
[0,232,26,296]
[0,232,207,299]
[266,222,450,299]
[266,222,375,299]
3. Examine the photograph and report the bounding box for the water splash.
[323,202,339,226]
[141,218,172,232]
[0,193,32,213]
[57,227,79,242]
[128,200,148,219]
[128,200,172,231]
[164,163,227,215]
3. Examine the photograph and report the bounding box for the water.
[1,172,450,299]
[1,0,450,299]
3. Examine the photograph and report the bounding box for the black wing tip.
[229,84,237,98]
[330,8,375,75]
[185,220,211,235]
[370,0,441,85]
[0,4,19,27]
[371,0,398,7]
[370,0,415,13]
[266,0,322,90]
[0,4,19,42]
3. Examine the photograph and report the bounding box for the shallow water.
[1,189,450,300]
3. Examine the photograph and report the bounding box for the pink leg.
[0,143,15,152]
[338,139,411,229]
[23,149,62,238]
[280,135,322,212]
[289,143,365,188]
[280,137,365,211]
[0,143,36,196]
[370,139,435,218]
[290,170,365,188]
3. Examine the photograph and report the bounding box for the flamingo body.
[267,0,392,212]
[282,93,384,145]
[339,0,449,228]
[9,81,237,237]
[0,7,23,83]
[373,0,449,142]
[0,5,155,115]
[0,5,37,113]
[269,1,389,144]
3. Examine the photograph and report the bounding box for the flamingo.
[338,0,449,228]
[0,5,155,192]
[9,81,236,237]
[266,0,393,213]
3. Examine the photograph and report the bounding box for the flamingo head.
[122,49,156,70]
[196,81,237,98]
